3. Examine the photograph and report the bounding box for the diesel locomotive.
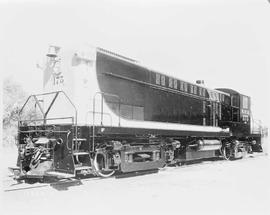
[10,45,262,179]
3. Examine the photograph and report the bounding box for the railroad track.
[3,177,101,192]
[4,153,266,192]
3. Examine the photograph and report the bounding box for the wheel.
[222,146,232,160]
[93,152,115,178]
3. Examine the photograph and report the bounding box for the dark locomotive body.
[10,46,262,180]
[97,51,216,126]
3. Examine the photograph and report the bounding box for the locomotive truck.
[10,45,262,179]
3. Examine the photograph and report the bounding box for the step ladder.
[72,138,92,175]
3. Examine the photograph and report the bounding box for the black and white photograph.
[1,0,269,215]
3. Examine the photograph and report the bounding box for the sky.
[0,0,270,127]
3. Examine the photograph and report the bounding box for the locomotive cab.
[216,88,251,137]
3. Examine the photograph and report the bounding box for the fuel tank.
[197,139,222,151]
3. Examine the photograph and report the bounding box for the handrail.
[44,92,59,122]
[93,92,121,127]
[92,91,121,151]
[19,91,77,125]
[19,116,74,125]
[19,130,70,133]
[85,111,112,127]
[250,110,262,135]
[18,90,78,148]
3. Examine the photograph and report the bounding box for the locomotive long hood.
[43,45,229,134]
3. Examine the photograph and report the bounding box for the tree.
[3,78,27,126]
[3,78,27,146]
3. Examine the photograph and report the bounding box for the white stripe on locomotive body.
[43,44,229,133]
